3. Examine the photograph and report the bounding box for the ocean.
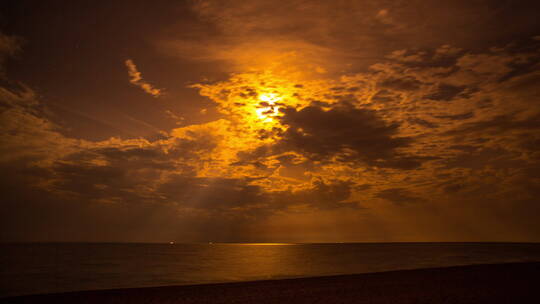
[1,242,540,298]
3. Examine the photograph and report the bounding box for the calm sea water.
[1,242,540,297]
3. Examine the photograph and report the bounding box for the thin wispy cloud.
[125,59,162,97]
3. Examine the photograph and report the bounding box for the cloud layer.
[1,0,540,242]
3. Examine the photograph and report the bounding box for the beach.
[3,262,539,304]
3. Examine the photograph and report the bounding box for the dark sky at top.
[1,0,539,242]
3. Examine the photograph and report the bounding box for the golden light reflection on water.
[231,243,298,246]
[213,242,305,282]
[208,242,299,246]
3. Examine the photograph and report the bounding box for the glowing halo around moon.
[256,93,281,122]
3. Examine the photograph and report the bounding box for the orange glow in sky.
[3,0,540,243]
[255,93,281,122]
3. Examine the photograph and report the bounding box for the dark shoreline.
[3,262,540,303]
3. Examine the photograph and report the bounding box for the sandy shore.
[3,262,539,303]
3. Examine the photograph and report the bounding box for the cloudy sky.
[1,0,539,243]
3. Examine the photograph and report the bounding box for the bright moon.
[256,93,281,122]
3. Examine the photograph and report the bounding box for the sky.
[1,0,539,243]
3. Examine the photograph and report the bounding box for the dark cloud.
[370,89,396,103]
[424,83,466,101]
[443,147,526,170]
[434,112,474,120]
[158,175,266,210]
[159,175,361,213]
[311,181,361,209]
[447,114,540,136]
[376,188,423,205]
[166,0,540,75]
[285,179,360,210]
[443,183,465,194]
[276,104,416,168]
[408,118,438,129]
[379,77,422,91]
[447,145,478,152]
